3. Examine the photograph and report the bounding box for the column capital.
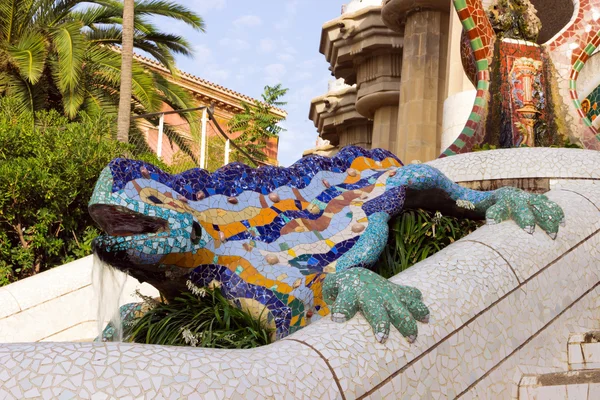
[320,6,403,84]
[381,0,450,32]
[309,84,371,146]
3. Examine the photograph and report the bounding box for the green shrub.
[125,284,273,349]
[376,209,483,278]
[0,98,163,285]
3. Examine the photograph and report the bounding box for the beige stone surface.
[309,83,373,148]
[396,9,449,163]
[319,6,402,152]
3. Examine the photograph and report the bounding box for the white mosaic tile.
[461,188,600,281]
[427,148,600,183]
[0,340,340,399]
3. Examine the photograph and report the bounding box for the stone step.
[519,370,600,400]
[569,332,600,370]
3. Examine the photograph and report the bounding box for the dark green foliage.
[0,98,163,286]
[376,209,483,279]
[125,289,273,349]
[472,143,498,152]
[551,137,583,149]
[0,0,204,150]
[228,84,288,166]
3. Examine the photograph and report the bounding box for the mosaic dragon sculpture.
[90,146,564,343]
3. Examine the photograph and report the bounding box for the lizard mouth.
[89,204,169,237]
[89,204,193,299]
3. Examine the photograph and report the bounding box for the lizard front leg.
[323,211,429,344]
[323,268,429,344]
[388,164,565,238]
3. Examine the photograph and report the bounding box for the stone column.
[397,10,449,162]
[320,5,403,152]
[355,53,402,150]
[382,0,450,163]
[309,79,372,149]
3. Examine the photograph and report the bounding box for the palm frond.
[152,72,201,141]
[88,47,162,113]
[4,74,46,115]
[50,21,87,118]
[0,0,35,42]
[7,31,47,84]
[134,1,205,31]
[132,40,175,71]
[137,32,193,56]
[39,0,83,26]
[71,5,120,27]
[82,85,118,117]
[85,25,122,44]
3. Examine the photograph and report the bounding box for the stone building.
[309,0,579,163]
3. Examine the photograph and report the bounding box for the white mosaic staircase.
[519,332,600,399]
[1,149,600,399]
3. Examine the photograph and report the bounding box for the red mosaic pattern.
[440,0,495,158]
[443,0,600,156]
[460,30,478,86]
[547,0,600,148]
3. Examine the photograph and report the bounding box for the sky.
[162,0,347,167]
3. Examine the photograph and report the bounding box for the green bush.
[125,284,273,349]
[376,209,483,279]
[0,98,163,286]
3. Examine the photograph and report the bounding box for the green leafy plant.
[0,0,204,150]
[377,209,482,278]
[472,143,498,152]
[550,137,584,149]
[125,284,273,349]
[228,84,288,166]
[0,97,163,286]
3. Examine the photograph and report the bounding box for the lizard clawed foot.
[485,187,565,239]
[323,268,429,344]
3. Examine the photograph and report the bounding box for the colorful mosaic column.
[440,0,495,157]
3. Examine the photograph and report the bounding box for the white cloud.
[233,15,262,28]
[264,63,287,84]
[189,0,226,14]
[205,68,230,82]
[291,71,313,82]
[285,0,299,15]
[277,53,295,62]
[275,0,300,31]
[259,38,276,53]
[193,44,214,62]
[218,37,250,51]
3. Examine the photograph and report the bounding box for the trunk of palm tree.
[116,0,135,143]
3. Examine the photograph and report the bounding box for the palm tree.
[117,0,135,143]
[0,0,205,149]
[228,84,288,166]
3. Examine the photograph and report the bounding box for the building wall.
[134,55,283,169]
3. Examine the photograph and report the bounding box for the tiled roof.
[132,52,287,116]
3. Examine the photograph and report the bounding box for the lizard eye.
[148,195,163,204]
[191,221,202,244]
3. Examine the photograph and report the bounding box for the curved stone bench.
[0,257,158,344]
[1,148,600,399]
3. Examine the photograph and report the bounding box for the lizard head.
[89,159,208,298]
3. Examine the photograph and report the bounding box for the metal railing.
[132,105,259,170]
